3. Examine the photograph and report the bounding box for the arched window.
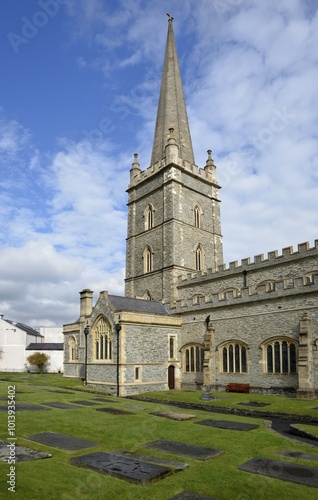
[194,205,201,228]
[219,341,248,373]
[258,280,276,292]
[182,344,205,373]
[93,317,112,361]
[68,336,77,362]
[195,245,203,271]
[262,338,297,374]
[304,271,318,285]
[143,246,153,273]
[144,204,154,230]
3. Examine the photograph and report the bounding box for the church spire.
[150,14,195,166]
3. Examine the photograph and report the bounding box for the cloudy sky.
[1,0,317,327]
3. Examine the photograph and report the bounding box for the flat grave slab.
[95,407,134,415]
[238,402,270,407]
[144,440,223,460]
[70,400,100,406]
[0,403,51,412]
[169,492,216,500]
[93,397,119,403]
[0,440,52,462]
[124,405,144,411]
[112,450,189,471]
[69,451,171,484]
[42,402,78,409]
[48,390,75,394]
[238,456,318,488]
[152,411,197,421]
[196,420,259,431]
[26,432,98,451]
[277,450,318,461]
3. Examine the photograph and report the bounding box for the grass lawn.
[0,374,317,499]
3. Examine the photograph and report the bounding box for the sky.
[0,0,317,327]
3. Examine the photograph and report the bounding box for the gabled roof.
[108,295,171,315]
[5,319,43,337]
[26,343,63,351]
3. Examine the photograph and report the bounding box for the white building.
[0,315,63,373]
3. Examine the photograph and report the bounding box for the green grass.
[0,374,318,499]
[139,389,318,417]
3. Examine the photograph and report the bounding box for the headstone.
[42,402,77,409]
[70,400,100,406]
[111,450,189,470]
[0,403,50,412]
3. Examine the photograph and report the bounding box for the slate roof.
[26,343,64,351]
[5,320,43,337]
[108,295,171,315]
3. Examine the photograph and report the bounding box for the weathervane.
[167,12,174,22]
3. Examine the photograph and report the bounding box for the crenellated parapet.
[170,274,318,313]
[128,146,220,189]
[177,240,318,287]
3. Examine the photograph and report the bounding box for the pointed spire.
[130,153,141,181]
[150,15,195,166]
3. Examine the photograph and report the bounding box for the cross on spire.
[167,12,174,22]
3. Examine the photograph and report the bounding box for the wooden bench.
[226,383,250,394]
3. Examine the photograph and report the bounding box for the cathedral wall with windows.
[179,291,318,393]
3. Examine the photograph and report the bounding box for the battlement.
[170,275,318,313]
[128,155,219,188]
[178,240,318,286]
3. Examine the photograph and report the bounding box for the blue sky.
[1,0,318,326]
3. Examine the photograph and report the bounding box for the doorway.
[168,365,175,389]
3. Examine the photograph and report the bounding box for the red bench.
[226,383,250,394]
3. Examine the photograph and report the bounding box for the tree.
[27,352,49,374]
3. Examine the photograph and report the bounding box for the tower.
[125,15,223,304]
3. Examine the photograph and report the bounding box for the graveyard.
[0,373,318,499]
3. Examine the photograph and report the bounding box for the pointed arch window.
[144,204,154,230]
[195,245,203,271]
[68,336,78,362]
[93,317,112,361]
[193,204,203,228]
[143,245,153,273]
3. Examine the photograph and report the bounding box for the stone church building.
[63,17,318,398]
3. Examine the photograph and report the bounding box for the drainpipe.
[243,270,247,288]
[115,323,121,397]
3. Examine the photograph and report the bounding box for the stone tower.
[125,15,223,304]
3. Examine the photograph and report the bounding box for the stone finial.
[205,150,215,168]
[165,127,179,164]
[132,153,140,169]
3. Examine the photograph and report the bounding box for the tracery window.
[262,338,297,374]
[93,317,112,361]
[220,341,247,373]
[182,344,204,373]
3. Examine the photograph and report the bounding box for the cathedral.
[63,17,318,398]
